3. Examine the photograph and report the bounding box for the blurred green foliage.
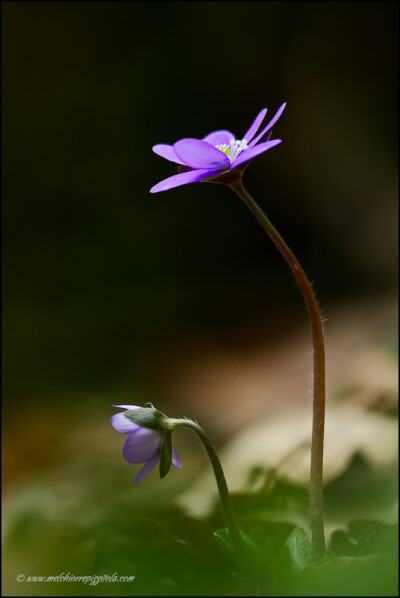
[3,456,397,596]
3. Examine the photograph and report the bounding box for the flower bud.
[123,406,169,431]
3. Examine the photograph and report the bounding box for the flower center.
[215,139,248,164]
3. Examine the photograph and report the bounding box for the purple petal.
[232,139,282,167]
[202,130,235,147]
[153,144,186,165]
[134,453,160,483]
[123,427,162,464]
[243,108,267,144]
[172,447,181,469]
[174,139,230,169]
[150,168,221,193]
[112,404,141,410]
[111,412,141,434]
[249,103,286,148]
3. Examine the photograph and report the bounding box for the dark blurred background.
[2,1,398,479]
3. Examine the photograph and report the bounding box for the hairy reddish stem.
[229,178,326,558]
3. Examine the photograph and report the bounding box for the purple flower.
[150,103,286,194]
[111,404,181,483]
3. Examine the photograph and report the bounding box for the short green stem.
[228,178,326,559]
[168,418,247,571]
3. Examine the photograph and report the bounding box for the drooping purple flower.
[111,404,181,483]
[150,103,286,193]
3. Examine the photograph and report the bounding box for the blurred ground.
[3,295,397,489]
[159,296,398,434]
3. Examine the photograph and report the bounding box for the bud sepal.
[123,406,169,431]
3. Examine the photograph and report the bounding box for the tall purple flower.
[111,404,181,483]
[150,103,286,193]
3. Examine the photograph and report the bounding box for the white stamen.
[216,137,248,164]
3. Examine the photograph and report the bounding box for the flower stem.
[228,178,326,559]
[168,418,248,571]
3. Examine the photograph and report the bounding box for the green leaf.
[214,528,236,560]
[283,527,315,571]
[159,432,172,479]
[214,527,265,564]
